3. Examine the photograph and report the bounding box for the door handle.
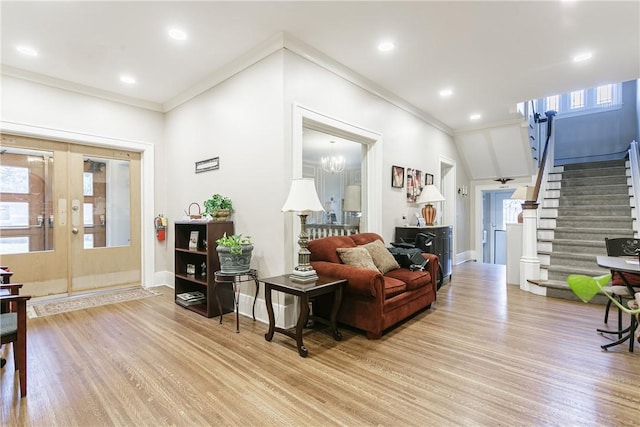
[72,227,79,234]
[71,199,81,230]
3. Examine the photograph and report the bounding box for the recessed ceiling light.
[120,75,136,84]
[16,45,38,57]
[168,28,187,41]
[377,41,395,52]
[470,113,481,121]
[439,88,453,97]
[573,52,592,62]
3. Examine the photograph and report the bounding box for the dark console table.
[395,226,452,281]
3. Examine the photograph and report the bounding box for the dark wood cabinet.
[174,221,235,317]
[395,226,453,280]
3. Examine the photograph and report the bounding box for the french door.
[0,134,141,298]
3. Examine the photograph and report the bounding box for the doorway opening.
[302,128,363,235]
[481,189,522,264]
[0,134,142,298]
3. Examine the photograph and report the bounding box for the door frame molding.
[292,103,383,233]
[1,121,155,287]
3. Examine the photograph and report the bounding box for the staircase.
[536,159,635,301]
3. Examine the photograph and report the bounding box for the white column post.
[519,201,541,293]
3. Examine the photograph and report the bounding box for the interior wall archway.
[289,104,383,268]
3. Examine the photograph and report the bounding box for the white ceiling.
[1,1,638,133]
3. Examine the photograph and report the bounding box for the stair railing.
[531,110,556,204]
[519,109,555,292]
[629,140,640,236]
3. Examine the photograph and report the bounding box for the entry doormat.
[27,287,162,318]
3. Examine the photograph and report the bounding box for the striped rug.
[27,287,162,318]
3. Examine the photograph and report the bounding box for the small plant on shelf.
[203,194,233,220]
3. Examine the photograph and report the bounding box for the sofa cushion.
[350,233,384,246]
[309,236,357,264]
[383,276,407,299]
[361,240,400,274]
[336,247,379,272]
[384,268,432,291]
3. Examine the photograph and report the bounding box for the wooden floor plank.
[2,262,639,426]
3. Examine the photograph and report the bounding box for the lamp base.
[422,204,436,226]
[290,268,319,283]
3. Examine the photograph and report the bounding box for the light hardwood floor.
[2,262,639,426]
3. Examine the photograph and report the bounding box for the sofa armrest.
[311,261,383,298]
[422,253,439,288]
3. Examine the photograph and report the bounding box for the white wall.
[1,75,163,143]
[163,52,287,279]
[283,50,464,244]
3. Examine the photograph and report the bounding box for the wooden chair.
[602,238,640,331]
[1,266,13,284]
[1,282,31,397]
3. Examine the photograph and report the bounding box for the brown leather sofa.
[308,232,438,339]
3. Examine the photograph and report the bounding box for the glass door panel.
[82,156,131,249]
[0,147,54,254]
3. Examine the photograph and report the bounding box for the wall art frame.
[425,173,434,186]
[406,168,424,203]
[195,157,219,174]
[391,165,405,188]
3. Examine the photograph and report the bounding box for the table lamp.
[416,185,445,226]
[282,178,325,282]
[342,184,361,226]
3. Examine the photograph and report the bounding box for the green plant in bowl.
[203,194,233,218]
[215,233,252,255]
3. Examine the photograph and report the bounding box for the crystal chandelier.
[321,141,345,174]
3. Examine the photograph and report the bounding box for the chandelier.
[321,141,345,174]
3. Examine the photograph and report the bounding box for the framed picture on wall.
[425,173,434,186]
[414,169,423,198]
[392,166,404,188]
[406,168,424,203]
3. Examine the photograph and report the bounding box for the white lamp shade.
[416,184,445,204]
[281,178,325,213]
[343,185,361,211]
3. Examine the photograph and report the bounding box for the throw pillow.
[361,240,401,274]
[336,247,379,272]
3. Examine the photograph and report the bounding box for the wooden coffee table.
[261,274,346,357]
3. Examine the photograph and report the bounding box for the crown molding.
[162,32,286,112]
[281,32,453,136]
[0,65,164,112]
[453,117,526,135]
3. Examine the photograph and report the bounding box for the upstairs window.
[546,95,560,112]
[536,83,622,119]
[570,90,585,109]
[596,84,613,105]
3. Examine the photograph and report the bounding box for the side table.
[213,269,259,333]
[261,274,346,357]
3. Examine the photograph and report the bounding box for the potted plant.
[203,194,233,221]
[216,233,253,273]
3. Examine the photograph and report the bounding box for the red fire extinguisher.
[155,215,167,241]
